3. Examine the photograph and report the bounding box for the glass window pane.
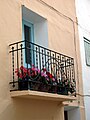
[84,37,90,66]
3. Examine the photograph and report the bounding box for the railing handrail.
[9,40,74,60]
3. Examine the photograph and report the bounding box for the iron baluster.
[39,47,41,71]
[47,51,49,71]
[44,49,46,68]
[57,56,60,82]
[50,50,52,74]
[29,43,32,66]
[55,52,57,79]
[42,49,44,69]
[12,47,15,87]
[52,53,55,77]
[36,47,38,68]
[17,43,19,81]
[20,44,23,66]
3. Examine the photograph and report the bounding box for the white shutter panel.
[84,41,90,66]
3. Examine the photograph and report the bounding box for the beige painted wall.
[0,0,85,120]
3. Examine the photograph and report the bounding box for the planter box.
[57,86,68,95]
[18,80,69,95]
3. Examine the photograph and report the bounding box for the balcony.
[9,40,76,101]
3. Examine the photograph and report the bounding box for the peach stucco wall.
[0,0,85,120]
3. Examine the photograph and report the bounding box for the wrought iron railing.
[9,40,76,96]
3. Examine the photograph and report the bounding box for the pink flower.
[41,72,47,77]
[52,77,55,81]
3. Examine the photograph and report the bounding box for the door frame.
[22,20,34,67]
[22,20,34,42]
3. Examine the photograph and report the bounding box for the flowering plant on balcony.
[15,65,76,95]
[15,65,57,85]
[59,72,76,95]
[15,65,40,79]
[15,65,55,84]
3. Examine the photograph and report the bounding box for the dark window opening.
[64,111,68,120]
[24,25,32,64]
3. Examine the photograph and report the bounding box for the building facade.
[0,0,85,120]
[76,0,90,120]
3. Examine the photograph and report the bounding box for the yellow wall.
[0,0,85,120]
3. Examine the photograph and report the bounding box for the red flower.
[42,68,46,72]
[49,74,53,78]
[15,66,28,79]
[46,72,53,78]
[20,66,27,73]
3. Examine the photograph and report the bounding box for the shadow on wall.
[0,98,61,120]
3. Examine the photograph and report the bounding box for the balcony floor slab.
[10,90,76,102]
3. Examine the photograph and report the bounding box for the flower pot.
[30,81,41,91]
[61,87,68,95]
[18,79,29,90]
[57,86,68,95]
[40,83,51,92]
[49,85,57,93]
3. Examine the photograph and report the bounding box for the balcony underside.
[10,90,76,102]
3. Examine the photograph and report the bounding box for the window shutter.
[84,39,90,66]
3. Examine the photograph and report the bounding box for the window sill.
[10,90,76,102]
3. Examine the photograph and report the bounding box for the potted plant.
[15,65,76,96]
[38,68,57,93]
[15,65,58,92]
[15,65,41,90]
[57,72,76,96]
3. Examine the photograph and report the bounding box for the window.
[22,6,48,47]
[84,37,90,66]
[22,20,34,65]
[24,22,34,64]
[22,6,48,67]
